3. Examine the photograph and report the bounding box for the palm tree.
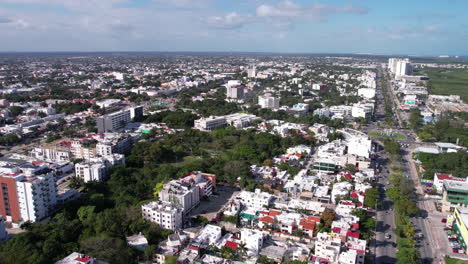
[238,242,247,257]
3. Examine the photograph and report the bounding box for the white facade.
[75,162,106,182]
[351,103,374,119]
[331,181,353,204]
[194,224,222,246]
[16,173,58,222]
[226,84,244,99]
[258,94,280,109]
[141,201,183,231]
[30,147,71,162]
[237,189,273,210]
[96,99,121,108]
[158,180,200,214]
[247,66,257,78]
[357,88,376,99]
[194,116,227,131]
[315,232,342,263]
[240,228,264,255]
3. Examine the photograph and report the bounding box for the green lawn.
[369,130,406,140]
[419,68,468,103]
[446,257,468,264]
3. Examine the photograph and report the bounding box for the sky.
[0,0,467,55]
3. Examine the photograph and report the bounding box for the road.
[383,66,449,264]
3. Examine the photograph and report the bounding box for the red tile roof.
[346,231,360,238]
[75,256,93,263]
[259,216,275,224]
[225,241,238,250]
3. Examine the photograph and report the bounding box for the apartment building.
[226,80,244,100]
[240,228,264,255]
[237,189,273,210]
[141,201,183,231]
[258,93,280,109]
[74,155,125,183]
[180,171,216,197]
[96,106,143,133]
[1,172,57,223]
[314,232,342,263]
[158,180,200,214]
[30,146,71,162]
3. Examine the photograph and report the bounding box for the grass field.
[369,130,406,140]
[446,257,468,264]
[419,68,468,103]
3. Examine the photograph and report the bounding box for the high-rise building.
[247,65,257,78]
[0,173,57,222]
[388,58,412,77]
[226,80,244,100]
[96,106,143,133]
[258,93,280,109]
[158,180,200,215]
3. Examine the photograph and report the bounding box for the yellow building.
[453,208,468,250]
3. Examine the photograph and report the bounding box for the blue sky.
[0,0,467,55]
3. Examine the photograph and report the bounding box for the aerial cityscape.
[0,1,468,264]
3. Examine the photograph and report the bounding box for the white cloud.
[204,12,254,29]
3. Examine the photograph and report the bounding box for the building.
[240,228,264,255]
[95,99,121,108]
[312,83,328,91]
[75,162,106,183]
[237,189,273,210]
[388,58,412,77]
[258,93,280,109]
[1,172,57,223]
[351,103,374,119]
[180,171,216,197]
[226,80,244,100]
[55,252,109,264]
[453,208,468,251]
[314,232,342,263]
[442,180,468,213]
[193,224,222,246]
[158,180,200,214]
[30,146,71,162]
[433,173,465,194]
[247,65,257,78]
[289,103,309,116]
[0,216,7,241]
[141,201,183,231]
[194,116,227,131]
[96,106,142,133]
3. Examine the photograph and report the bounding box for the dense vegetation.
[418,68,468,103]
[0,126,311,263]
[414,151,468,179]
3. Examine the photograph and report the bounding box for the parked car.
[385,234,391,239]
[442,218,447,223]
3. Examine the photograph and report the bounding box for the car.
[442,218,447,223]
[384,224,391,229]
[385,234,391,239]
[449,237,457,241]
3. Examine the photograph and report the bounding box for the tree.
[364,188,379,208]
[80,236,133,264]
[320,209,336,228]
[164,256,177,264]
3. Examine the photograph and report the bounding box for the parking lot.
[189,185,240,221]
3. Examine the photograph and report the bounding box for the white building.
[75,162,106,182]
[141,201,183,231]
[351,103,374,119]
[15,173,58,222]
[95,99,121,109]
[258,93,280,109]
[314,232,342,263]
[158,180,200,214]
[237,189,273,210]
[194,116,227,131]
[247,66,257,78]
[331,181,353,204]
[240,228,264,255]
[339,129,373,159]
[30,147,71,162]
[193,224,222,246]
[55,252,109,264]
[330,105,353,119]
[96,109,132,133]
[357,88,376,99]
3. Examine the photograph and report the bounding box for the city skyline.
[0,0,467,56]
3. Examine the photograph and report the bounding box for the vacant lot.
[420,68,468,103]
